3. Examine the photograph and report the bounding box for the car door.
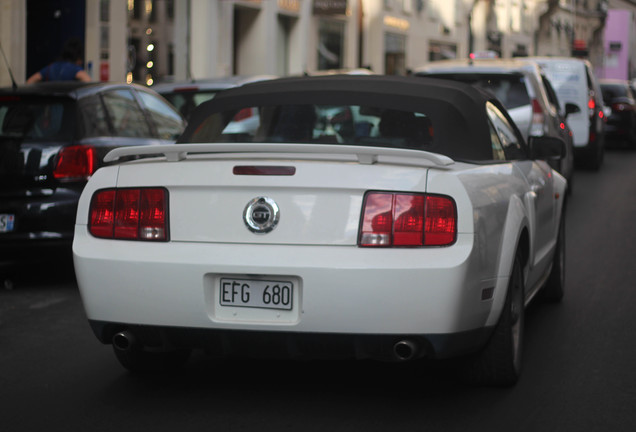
[486,102,555,294]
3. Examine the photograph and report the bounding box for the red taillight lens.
[424,195,457,246]
[359,192,456,247]
[393,195,425,246]
[114,189,141,239]
[588,97,596,118]
[89,188,168,241]
[54,145,96,180]
[89,190,116,238]
[530,99,545,135]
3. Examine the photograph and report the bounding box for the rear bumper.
[0,186,80,268]
[89,320,494,361]
[604,116,635,140]
[74,226,504,360]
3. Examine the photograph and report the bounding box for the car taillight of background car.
[53,145,97,180]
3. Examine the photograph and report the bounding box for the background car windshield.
[0,98,74,141]
[189,104,435,150]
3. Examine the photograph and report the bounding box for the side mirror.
[564,103,580,118]
[528,136,566,160]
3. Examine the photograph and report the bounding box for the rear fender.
[484,195,529,327]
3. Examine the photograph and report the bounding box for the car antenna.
[0,40,18,91]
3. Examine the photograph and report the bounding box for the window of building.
[385,32,406,75]
[429,42,457,62]
[318,20,344,70]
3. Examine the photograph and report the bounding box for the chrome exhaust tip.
[112,331,136,352]
[393,340,417,361]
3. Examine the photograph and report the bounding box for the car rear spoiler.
[103,143,455,168]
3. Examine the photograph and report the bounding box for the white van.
[528,57,605,170]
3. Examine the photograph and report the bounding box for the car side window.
[137,91,185,140]
[102,89,152,138]
[486,102,526,160]
[79,94,111,137]
[542,76,562,113]
[489,121,506,161]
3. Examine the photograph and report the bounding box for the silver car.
[413,58,576,188]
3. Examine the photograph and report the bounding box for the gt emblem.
[243,197,280,234]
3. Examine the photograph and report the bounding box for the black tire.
[459,253,525,387]
[113,346,191,373]
[542,213,565,302]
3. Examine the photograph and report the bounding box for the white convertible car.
[73,75,567,386]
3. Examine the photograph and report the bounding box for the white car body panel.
[74,146,566,340]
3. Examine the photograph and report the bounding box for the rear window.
[0,96,75,141]
[601,83,631,101]
[537,62,585,103]
[188,104,435,151]
[424,74,530,110]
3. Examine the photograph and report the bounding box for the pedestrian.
[26,38,91,83]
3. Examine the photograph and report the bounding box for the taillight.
[612,102,634,112]
[530,99,545,136]
[89,190,115,238]
[53,145,96,180]
[359,192,456,247]
[588,97,596,118]
[89,188,168,241]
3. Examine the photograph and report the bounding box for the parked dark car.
[599,79,636,148]
[0,82,185,275]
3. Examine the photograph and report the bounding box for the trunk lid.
[112,145,444,246]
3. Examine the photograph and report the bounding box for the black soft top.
[179,75,511,161]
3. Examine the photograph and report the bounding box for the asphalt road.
[2,149,636,432]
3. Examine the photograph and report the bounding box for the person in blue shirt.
[27,38,91,83]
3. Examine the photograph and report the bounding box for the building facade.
[535,0,609,76]
[0,0,630,88]
[600,0,636,79]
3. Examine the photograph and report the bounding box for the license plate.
[0,214,15,233]
[220,278,293,311]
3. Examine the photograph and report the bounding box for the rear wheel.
[113,346,191,373]
[459,253,525,386]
